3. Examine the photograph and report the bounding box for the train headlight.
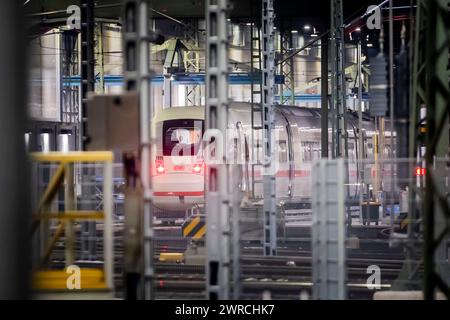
[157,165,165,174]
[192,163,203,174]
[156,156,165,174]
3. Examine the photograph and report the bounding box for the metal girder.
[80,0,95,150]
[321,39,329,158]
[163,39,187,75]
[122,0,155,300]
[80,0,97,261]
[312,159,347,300]
[421,0,450,300]
[330,0,348,159]
[0,0,30,299]
[95,23,105,93]
[60,29,79,123]
[250,22,262,199]
[205,0,231,300]
[410,0,450,300]
[280,28,295,105]
[163,38,187,108]
[262,0,277,256]
[183,19,202,106]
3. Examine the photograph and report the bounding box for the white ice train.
[151,102,378,210]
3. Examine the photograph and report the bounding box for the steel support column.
[184,19,202,106]
[357,40,364,222]
[261,0,277,256]
[280,28,295,105]
[80,0,95,151]
[312,159,347,300]
[80,0,96,261]
[0,0,30,299]
[249,22,262,199]
[321,39,329,158]
[422,0,450,300]
[60,30,79,123]
[330,0,348,159]
[122,0,155,300]
[205,0,231,300]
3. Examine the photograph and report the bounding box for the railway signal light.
[415,166,426,176]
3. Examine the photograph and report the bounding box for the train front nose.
[152,157,205,210]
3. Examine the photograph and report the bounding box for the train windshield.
[163,119,203,156]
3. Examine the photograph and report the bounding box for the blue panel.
[62,74,369,102]
[63,73,285,86]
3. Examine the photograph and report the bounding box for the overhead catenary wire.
[278,0,413,65]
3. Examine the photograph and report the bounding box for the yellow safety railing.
[31,151,114,292]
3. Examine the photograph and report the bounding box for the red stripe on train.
[153,191,204,196]
[252,170,312,178]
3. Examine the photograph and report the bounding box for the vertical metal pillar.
[138,0,154,300]
[249,22,262,199]
[96,23,105,93]
[80,0,96,260]
[64,164,75,266]
[0,0,30,299]
[409,1,426,160]
[357,40,364,221]
[330,0,348,158]
[103,160,114,290]
[230,165,241,299]
[422,0,450,300]
[122,0,154,300]
[80,0,95,151]
[321,39,329,158]
[205,0,231,300]
[60,30,79,123]
[312,159,347,300]
[388,0,396,232]
[184,19,201,106]
[261,0,277,256]
[280,28,295,105]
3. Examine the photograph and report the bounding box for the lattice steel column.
[60,30,79,123]
[262,0,277,256]
[312,159,347,300]
[123,0,155,300]
[249,22,262,199]
[80,0,95,150]
[205,0,231,300]
[321,38,329,158]
[184,19,202,106]
[422,0,450,300]
[80,0,96,260]
[95,23,105,93]
[330,0,348,158]
[280,29,295,105]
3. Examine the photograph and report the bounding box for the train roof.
[153,106,204,123]
[152,103,373,123]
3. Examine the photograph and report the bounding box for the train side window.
[301,141,311,162]
[312,145,320,162]
[348,141,356,162]
[278,140,287,163]
[232,137,239,164]
[301,141,320,162]
[255,139,262,163]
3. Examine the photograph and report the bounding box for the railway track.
[43,220,423,300]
